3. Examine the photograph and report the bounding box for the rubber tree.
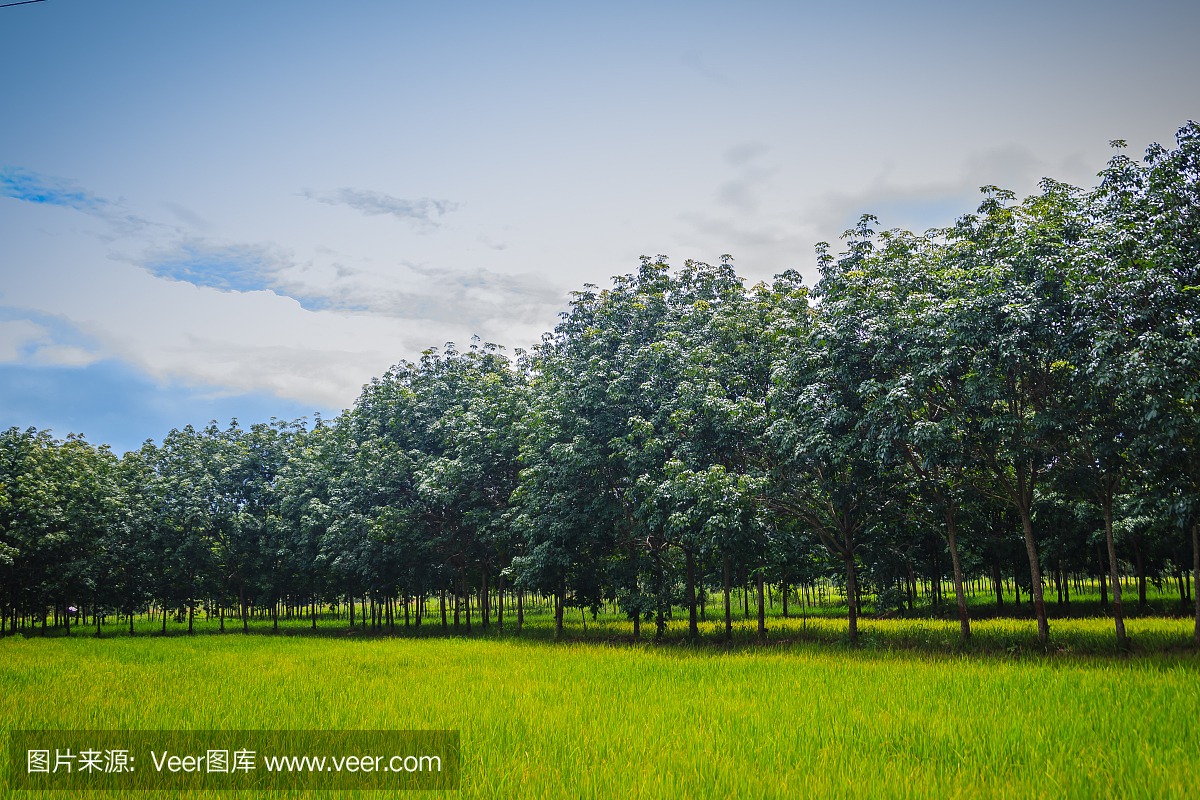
[851,227,979,640]
[1092,124,1200,644]
[941,184,1086,645]
[767,225,900,644]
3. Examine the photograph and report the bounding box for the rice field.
[2,615,1198,799]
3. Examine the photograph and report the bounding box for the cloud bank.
[0,166,105,211]
[1,165,156,238]
[140,241,290,294]
[0,309,105,368]
[302,188,459,230]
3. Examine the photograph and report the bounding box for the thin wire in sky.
[0,0,47,8]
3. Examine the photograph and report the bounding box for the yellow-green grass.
[2,626,1198,799]
[11,602,1196,655]
[461,609,1198,655]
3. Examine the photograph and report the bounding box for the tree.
[1089,123,1200,644]
[848,226,979,639]
[940,184,1087,644]
[768,223,899,644]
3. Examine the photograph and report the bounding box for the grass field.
[2,612,1198,799]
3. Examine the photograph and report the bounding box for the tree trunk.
[1192,520,1199,647]
[844,528,859,643]
[1015,502,1048,643]
[516,588,523,633]
[1097,545,1108,608]
[456,566,465,628]
[992,553,1004,609]
[686,549,698,641]
[723,552,732,641]
[930,558,940,607]
[655,556,666,640]
[1185,554,1195,604]
[496,573,504,632]
[481,567,489,630]
[627,538,639,639]
[554,580,564,640]
[464,571,472,633]
[945,507,971,640]
[782,580,789,618]
[756,558,766,641]
[1103,495,1128,647]
[1133,532,1147,609]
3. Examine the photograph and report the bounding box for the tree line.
[3,123,1199,648]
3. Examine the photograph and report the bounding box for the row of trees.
[3,123,1199,647]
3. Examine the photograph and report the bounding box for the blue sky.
[2,0,1198,454]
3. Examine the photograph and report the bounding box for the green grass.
[2,619,1198,799]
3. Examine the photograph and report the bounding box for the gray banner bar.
[7,730,459,791]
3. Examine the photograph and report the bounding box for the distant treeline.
[3,123,1199,648]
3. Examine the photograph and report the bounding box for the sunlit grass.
[10,592,1195,657]
[2,622,1197,799]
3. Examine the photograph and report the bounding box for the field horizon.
[3,621,1197,799]
[8,578,1196,658]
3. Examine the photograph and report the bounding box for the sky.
[1,0,1198,454]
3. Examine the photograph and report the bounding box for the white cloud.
[271,260,566,325]
[0,317,104,367]
[0,319,45,361]
[30,345,102,367]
